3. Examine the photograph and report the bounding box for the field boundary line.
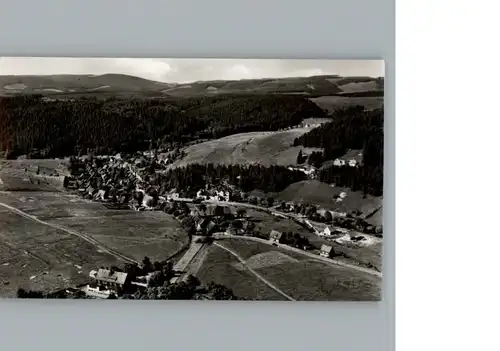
[0,201,138,264]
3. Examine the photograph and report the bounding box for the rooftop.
[320,244,333,253]
[270,230,283,240]
[90,268,128,285]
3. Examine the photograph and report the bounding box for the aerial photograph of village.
[0,58,384,301]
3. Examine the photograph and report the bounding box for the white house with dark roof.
[89,269,129,290]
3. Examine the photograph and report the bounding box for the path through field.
[213,241,296,301]
[0,201,139,264]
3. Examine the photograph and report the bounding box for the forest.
[153,163,307,196]
[0,94,325,158]
[294,105,384,196]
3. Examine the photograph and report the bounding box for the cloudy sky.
[0,57,384,83]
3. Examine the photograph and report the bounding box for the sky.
[0,57,384,84]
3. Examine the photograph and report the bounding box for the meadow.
[0,191,189,296]
[198,239,381,301]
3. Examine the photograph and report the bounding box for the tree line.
[0,94,325,158]
[154,163,307,196]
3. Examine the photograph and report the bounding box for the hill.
[310,96,383,112]
[0,74,172,97]
[0,74,383,99]
[169,127,318,168]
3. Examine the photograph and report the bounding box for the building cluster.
[287,165,317,178]
[195,188,231,202]
[64,153,234,213]
[65,154,145,206]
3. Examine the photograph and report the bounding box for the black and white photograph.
[0,57,384,301]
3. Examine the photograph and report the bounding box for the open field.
[332,241,382,272]
[310,96,383,112]
[0,190,189,295]
[253,260,380,301]
[200,240,380,300]
[169,127,315,168]
[0,191,189,263]
[196,245,286,300]
[338,80,383,94]
[0,207,120,297]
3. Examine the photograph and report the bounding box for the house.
[335,192,348,203]
[269,230,283,244]
[142,194,157,209]
[95,189,107,201]
[332,149,363,168]
[321,227,333,237]
[333,159,347,167]
[84,285,113,299]
[196,189,210,201]
[196,218,217,235]
[86,186,97,197]
[89,269,129,290]
[320,245,334,258]
[203,189,230,202]
[225,227,236,236]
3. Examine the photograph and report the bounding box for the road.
[170,235,206,283]
[213,233,382,278]
[213,241,296,301]
[202,199,327,230]
[0,201,139,264]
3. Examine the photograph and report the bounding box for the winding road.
[0,201,139,264]
[213,241,296,301]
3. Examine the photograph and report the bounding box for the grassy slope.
[0,191,189,263]
[338,80,382,93]
[254,260,381,301]
[170,127,314,168]
[196,245,286,301]
[310,96,384,112]
[200,240,381,301]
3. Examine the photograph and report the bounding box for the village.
[25,150,383,300]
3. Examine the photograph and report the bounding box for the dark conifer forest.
[154,164,307,196]
[0,94,325,158]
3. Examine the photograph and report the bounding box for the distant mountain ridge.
[0,73,384,98]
